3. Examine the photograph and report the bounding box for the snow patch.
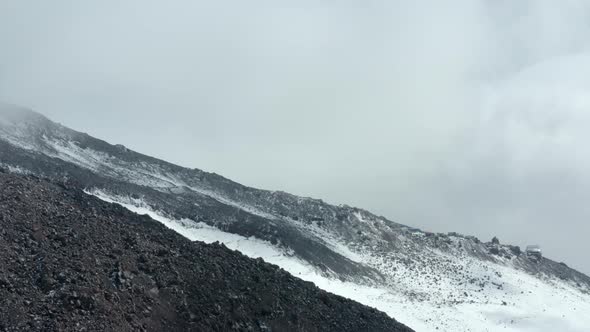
[0,163,32,175]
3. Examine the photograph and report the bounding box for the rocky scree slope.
[2,104,590,331]
[0,170,412,332]
[0,105,588,292]
[0,105,380,283]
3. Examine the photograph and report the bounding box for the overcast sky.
[1,0,590,274]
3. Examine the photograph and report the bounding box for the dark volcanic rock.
[0,171,412,332]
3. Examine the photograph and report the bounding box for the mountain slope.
[1,103,590,331]
[0,170,411,331]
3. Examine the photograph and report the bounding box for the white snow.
[87,189,293,262]
[185,186,278,220]
[48,140,108,173]
[0,162,31,175]
[286,215,365,263]
[87,190,590,332]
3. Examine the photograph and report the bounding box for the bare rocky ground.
[0,170,412,332]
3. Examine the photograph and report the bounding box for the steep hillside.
[1,104,590,331]
[0,170,411,331]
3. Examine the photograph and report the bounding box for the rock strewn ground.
[0,170,412,332]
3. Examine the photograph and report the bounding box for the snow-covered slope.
[85,191,590,332]
[1,104,590,331]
